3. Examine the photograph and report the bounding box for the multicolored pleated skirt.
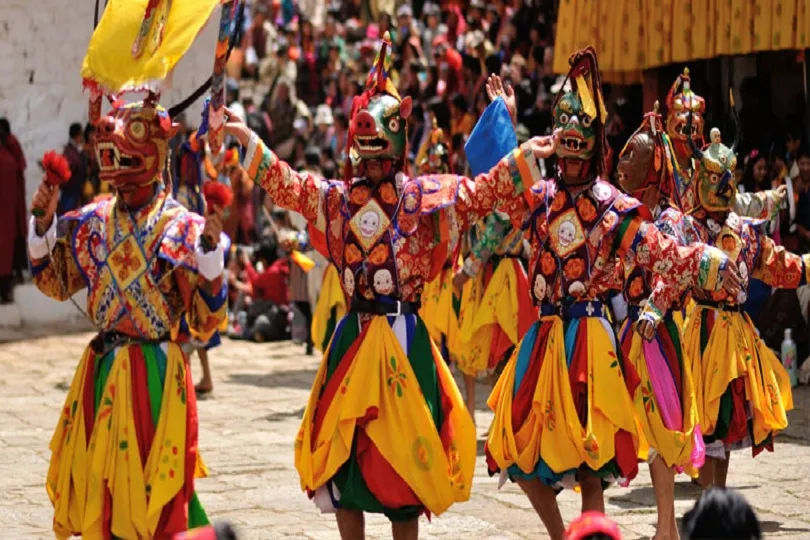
[486,301,641,490]
[456,257,534,377]
[682,303,793,459]
[295,312,476,521]
[619,307,704,473]
[47,340,208,539]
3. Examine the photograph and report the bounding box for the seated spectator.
[682,488,761,540]
[237,241,291,343]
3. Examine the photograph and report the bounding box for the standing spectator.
[421,3,444,59]
[0,118,26,303]
[312,104,334,151]
[449,94,475,138]
[59,123,87,215]
[83,123,100,200]
[242,3,275,80]
[329,109,349,164]
[268,79,298,161]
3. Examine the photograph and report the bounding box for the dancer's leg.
[391,518,419,540]
[714,451,731,488]
[699,457,717,489]
[515,477,565,540]
[580,472,605,514]
[195,349,213,393]
[336,509,365,540]
[650,455,679,539]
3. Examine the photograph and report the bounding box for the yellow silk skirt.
[457,259,531,377]
[47,342,204,539]
[311,264,347,353]
[487,315,640,486]
[419,265,462,363]
[683,305,793,450]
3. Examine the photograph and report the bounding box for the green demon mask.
[554,91,596,160]
[693,128,738,213]
[351,93,412,161]
[349,31,412,164]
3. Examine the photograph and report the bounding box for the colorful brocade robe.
[521,179,726,314]
[29,190,227,538]
[242,133,541,517]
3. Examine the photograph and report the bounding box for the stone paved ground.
[3,331,810,539]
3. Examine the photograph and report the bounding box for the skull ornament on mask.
[94,100,178,190]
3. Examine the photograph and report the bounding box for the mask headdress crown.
[666,67,707,144]
[552,47,608,176]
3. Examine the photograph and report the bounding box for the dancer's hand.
[453,270,469,294]
[31,175,59,235]
[224,107,250,147]
[486,74,517,126]
[719,260,743,298]
[524,129,561,160]
[202,207,224,252]
[635,318,656,342]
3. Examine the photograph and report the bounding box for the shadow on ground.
[227,369,318,391]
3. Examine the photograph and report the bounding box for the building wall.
[0,1,219,204]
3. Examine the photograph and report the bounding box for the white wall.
[0,1,220,206]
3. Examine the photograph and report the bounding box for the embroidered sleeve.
[752,229,809,288]
[613,212,728,324]
[734,189,784,221]
[455,143,543,231]
[243,132,330,233]
[29,217,86,301]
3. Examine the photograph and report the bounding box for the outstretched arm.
[752,229,810,288]
[229,111,330,233]
[734,186,786,221]
[613,212,738,326]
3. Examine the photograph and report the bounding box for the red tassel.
[42,151,72,187]
[202,181,233,213]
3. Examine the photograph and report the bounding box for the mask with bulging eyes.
[553,91,596,160]
[350,93,412,161]
[694,129,738,213]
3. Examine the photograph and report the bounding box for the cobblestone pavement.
[3,331,810,539]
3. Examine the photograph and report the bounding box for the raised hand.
[223,106,251,147]
[486,74,517,125]
[635,318,656,342]
[31,175,59,235]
